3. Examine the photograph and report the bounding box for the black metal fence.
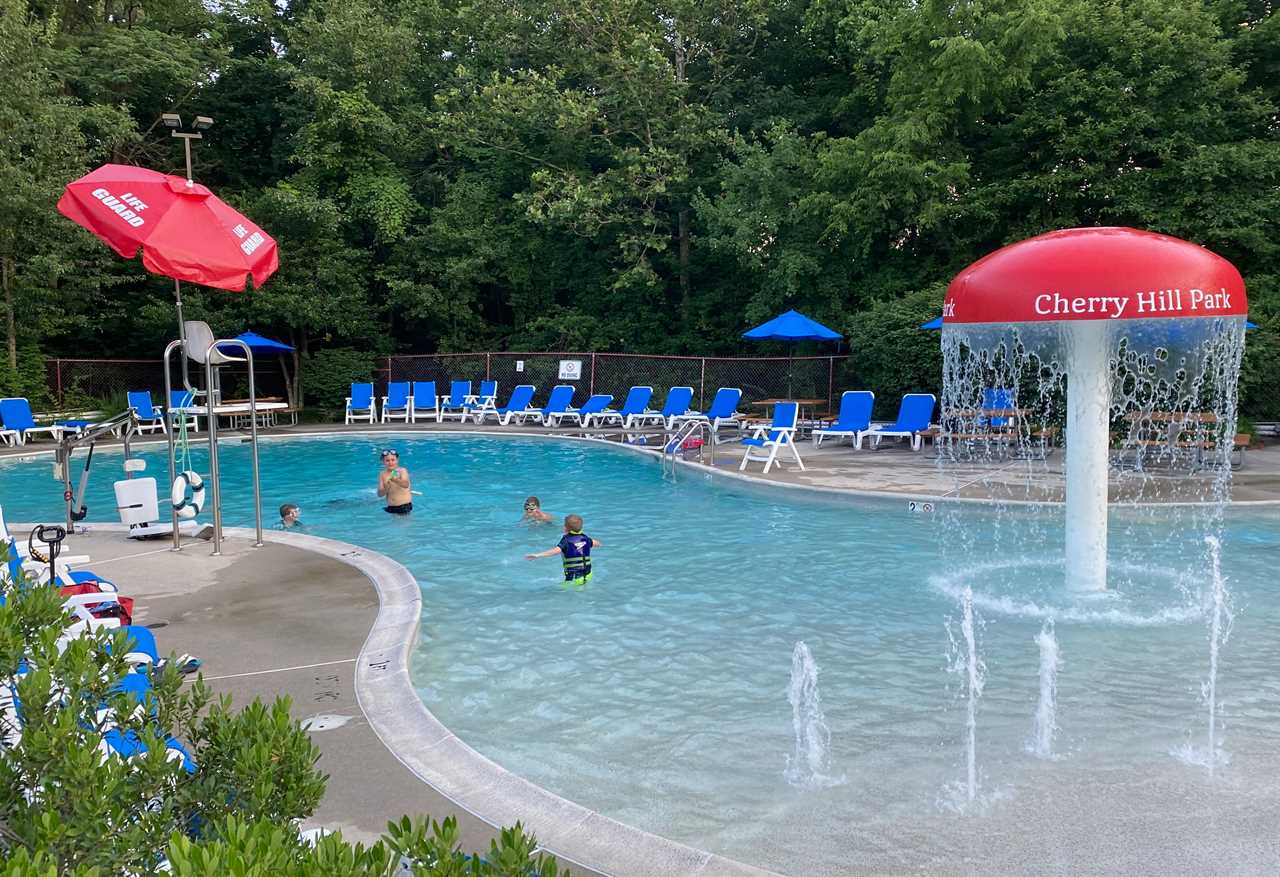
[386,352,841,411]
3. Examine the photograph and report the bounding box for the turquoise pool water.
[2,434,1279,874]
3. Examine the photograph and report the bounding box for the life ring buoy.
[171,471,204,519]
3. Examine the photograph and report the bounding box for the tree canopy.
[2,0,1278,413]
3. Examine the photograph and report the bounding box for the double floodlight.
[160,113,215,131]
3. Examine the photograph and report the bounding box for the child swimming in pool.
[526,514,601,587]
[521,496,554,524]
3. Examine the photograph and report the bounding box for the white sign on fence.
[558,359,583,380]
[515,360,524,372]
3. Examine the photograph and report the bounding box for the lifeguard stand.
[162,320,267,555]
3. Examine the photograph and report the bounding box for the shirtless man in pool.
[377,449,413,514]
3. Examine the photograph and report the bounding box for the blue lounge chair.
[462,380,501,422]
[632,386,694,429]
[981,387,1017,429]
[674,387,742,437]
[0,398,63,445]
[438,380,472,422]
[126,391,166,435]
[474,385,538,425]
[344,383,375,424]
[813,391,875,447]
[739,401,804,473]
[381,381,411,423]
[410,381,438,423]
[168,389,200,433]
[563,394,615,428]
[860,393,936,451]
[594,386,653,429]
[530,385,576,427]
[469,380,498,406]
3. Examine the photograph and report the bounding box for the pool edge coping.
[73,521,782,877]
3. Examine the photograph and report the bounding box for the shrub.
[304,347,377,411]
[844,286,945,413]
[0,344,50,409]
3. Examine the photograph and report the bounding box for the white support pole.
[1064,320,1111,591]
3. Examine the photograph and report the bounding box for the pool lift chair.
[161,320,265,556]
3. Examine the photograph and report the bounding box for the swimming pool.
[2,434,1279,874]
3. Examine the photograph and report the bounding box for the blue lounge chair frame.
[473,385,538,425]
[529,385,576,427]
[409,381,438,423]
[168,389,200,433]
[562,394,615,428]
[739,401,805,473]
[381,382,411,423]
[462,380,501,422]
[126,391,167,435]
[0,398,63,446]
[593,386,653,429]
[860,393,936,451]
[344,383,376,424]
[673,387,743,438]
[438,381,473,422]
[813,391,875,447]
[631,386,694,430]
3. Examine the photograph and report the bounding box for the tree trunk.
[674,31,691,314]
[3,254,15,372]
[293,330,306,411]
[678,208,691,311]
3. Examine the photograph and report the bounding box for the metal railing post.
[828,356,835,411]
[55,359,63,407]
[486,352,491,381]
[163,341,183,551]
[699,358,706,409]
[589,353,596,396]
[203,353,222,555]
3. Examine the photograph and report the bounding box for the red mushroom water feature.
[943,227,1248,591]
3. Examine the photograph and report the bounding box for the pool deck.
[9,421,1280,877]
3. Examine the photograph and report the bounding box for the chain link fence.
[46,358,291,410]
[388,352,842,411]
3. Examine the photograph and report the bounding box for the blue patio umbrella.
[743,309,842,396]
[217,330,294,356]
[217,331,296,406]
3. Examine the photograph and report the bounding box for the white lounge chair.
[739,401,805,474]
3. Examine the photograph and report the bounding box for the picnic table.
[1119,410,1226,471]
[750,398,826,433]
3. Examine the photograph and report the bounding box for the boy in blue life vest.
[525,513,601,587]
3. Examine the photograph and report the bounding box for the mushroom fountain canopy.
[936,227,1248,592]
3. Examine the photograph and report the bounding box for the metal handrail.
[661,419,716,479]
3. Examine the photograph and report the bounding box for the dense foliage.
[0,556,567,875]
[1,0,1278,411]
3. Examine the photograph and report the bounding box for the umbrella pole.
[174,278,186,347]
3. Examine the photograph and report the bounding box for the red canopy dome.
[943,227,1246,325]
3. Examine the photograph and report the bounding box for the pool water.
[3,434,1280,874]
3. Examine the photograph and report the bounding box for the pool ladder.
[661,420,716,479]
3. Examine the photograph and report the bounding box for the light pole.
[159,113,214,345]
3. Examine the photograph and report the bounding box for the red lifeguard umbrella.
[57,163,278,335]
